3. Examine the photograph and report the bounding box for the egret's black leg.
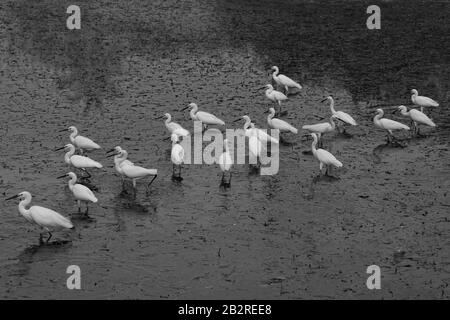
[147,175,157,188]
[46,231,52,243]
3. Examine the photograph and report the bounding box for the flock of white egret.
[5,65,439,242]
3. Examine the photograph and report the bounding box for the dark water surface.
[0,0,449,299]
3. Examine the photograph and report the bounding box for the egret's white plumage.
[238,115,279,144]
[311,133,342,174]
[6,191,73,242]
[248,133,263,165]
[171,134,185,179]
[374,108,409,140]
[302,115,337,143]
[397,105,436,135]
[267,108,298,134]
[218,139,233,172]
[183,103,225,126]
[271,66,302,93]
[112,149,158,188]
[66,126,101,152]
[323,96,357,126]
[59,172,97,213]
[159,113,190,137]
[264,84,288,106]
[411,89,439,112]
[60,144,103,169]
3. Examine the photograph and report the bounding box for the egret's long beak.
[233,118,242,123]
[180,106,189,112]
[320,98,328,103]
[5,194,19,201]
[58,129,67,132]
[106,148,116,154]
[391,109,399,114]
[155,115,165,120]
[106,153,117,158]
[56,174,67,179]
[258,85,267,90]
[55,146,66,151]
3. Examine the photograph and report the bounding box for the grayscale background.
[0,0,449,299]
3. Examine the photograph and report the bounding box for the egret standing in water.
[395,105,436,136]
[267,108,298,134]
[5,191,74,243]
[234,115,279,144]
[181,103,225,131]
[270,66,302,94]
[321,96,357,133]
[107,148,157,188]
[218,139,233,187]
[411,89,439,113]
[302,115,337,147]
[56,144,103,179]
[263,84,288,115]
[106,146,134,182]
[310,133,342,176]
[155,113,190,138]
[171,133,185,181]
[60,126,101,154]
[374,108,410,143]
[57,172,98,214]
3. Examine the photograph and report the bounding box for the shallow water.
[0,0,449,299]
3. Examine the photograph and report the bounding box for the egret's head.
[411,89,418,95]
[376,108,383,114]
[398,105,407,112]
[6,191,30,201]
[68,126,77,132]
[311,133,318,141]
[68,172,77,179]
[188,103,197,108]
[243,115,250,122]
[271,66,278,72]
[265,84,273,89]
[269,107,276,115]
[164,113,170,118]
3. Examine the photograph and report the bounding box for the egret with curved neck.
[271,66,302,94]
[311,133,342,176]
[6,191,74,243]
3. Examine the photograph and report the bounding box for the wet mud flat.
[0,0,449,299]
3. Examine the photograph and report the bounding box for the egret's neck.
[68,176,77,190]
[165,115,172,125]
[244,118,251,130]
[69,131,77,143]
[18,198,31,219]
[190,106,197,119]
[400,109,409,116]
[329,98,336,114]
[374,112,382,123]
[311,137,318,154]
[273,67,279,76]
[65,146,75,164]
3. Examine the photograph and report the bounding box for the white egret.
[59,126,101,153]
[311,133,343,176]
[271,66,302,94]
[56,144,103,179]
[6,191,74,242]
[107,149,157,188]
[396,105,436,136]
[171,133,185,181]
[267,108,298,134]
[374,108,410,143]
[57,172,98,214]
[411,89,439,113]
[302,115,337,147]
[263,84,288,114]
[106,146,134,181]
[218,139,233,187]
[181,103,225,131]
[155,113,190,138]
[321,96,357,132]
[234,115,279,144]
[248,132,263,168]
